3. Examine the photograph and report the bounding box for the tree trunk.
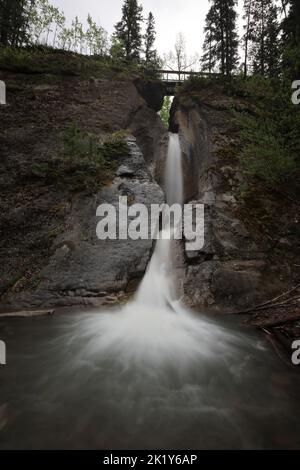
[53,25,57,48]
[260,0,265,76]
[220,3,226,75]
[244,0,252,78]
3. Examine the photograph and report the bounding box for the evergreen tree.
[223,0,239,76]
[0,0,33,46]
[242,0,253,77]
[201,6,218,73]
[114,0,143,60]
[281,0,300,78]
[201,0,239,77]
[281,0,300,45]
[264,3,280,76]
[247,0,280,77]
[144,12,158,67]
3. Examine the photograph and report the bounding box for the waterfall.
[74,133,263,369]
[165,133,183,206]
[135,133,183,308]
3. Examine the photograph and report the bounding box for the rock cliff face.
[0,70,166,309]
[170,91,290,310]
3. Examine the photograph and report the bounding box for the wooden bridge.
[153,70,221,96]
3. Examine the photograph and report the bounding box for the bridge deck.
[155,69,220,82]
[150,70,221,96]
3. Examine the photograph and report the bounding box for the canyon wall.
[0,68,166,309]
[170,90,294,310]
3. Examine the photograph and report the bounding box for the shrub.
[233,109,296,186]
[53,124,130,191]
[28,125,130,192]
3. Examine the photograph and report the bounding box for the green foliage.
[282,44,300,80]
[228,74,276,100]
[0,45,151,79]
[201,0,239,76]
[0,45,35,70]
[114,0,143,61]
[144,12,159,68]
[245,0,280,77]
[160,96,172,128]
[234,111,295,184]
[180,74,218,93]
[30,124,130,192]
[52,124,129,191]
[0,0,31,47]
[232,78,300,187]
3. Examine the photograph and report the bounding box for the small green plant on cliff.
[233,111,296,186]
[159,96,172,128]
[46,124,130,191]
[232,78,300,192]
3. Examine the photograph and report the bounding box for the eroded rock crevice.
[169,93,286,310]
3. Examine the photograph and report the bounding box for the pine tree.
[281,0,300,45]
[0,0,32,46]
[144,12,158,67]
[243,0,253,77]
[114,0,143,61]
[201,0,239,77]
[265,3,280,76]
[247,0,280,76]
[201,6,218,73]
[281,0,300,78]
[223,0,239,76]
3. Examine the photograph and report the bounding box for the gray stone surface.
[170,93,286,310]
[0,73,167,309]
[3,137,164,308]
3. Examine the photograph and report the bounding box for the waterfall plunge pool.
[0,308,300,450]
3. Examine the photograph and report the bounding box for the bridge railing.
[152,69,220,83]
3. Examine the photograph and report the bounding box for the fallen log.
[0,309,55,319]
[252,310,300,328]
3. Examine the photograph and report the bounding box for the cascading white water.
[165,133,183,206]
[135,132,183,309]
[77,133,257,368]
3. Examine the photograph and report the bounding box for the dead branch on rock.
[226,283,300,316]
[252,310,300,328]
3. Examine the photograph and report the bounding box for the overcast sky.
[51,0,244,56]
